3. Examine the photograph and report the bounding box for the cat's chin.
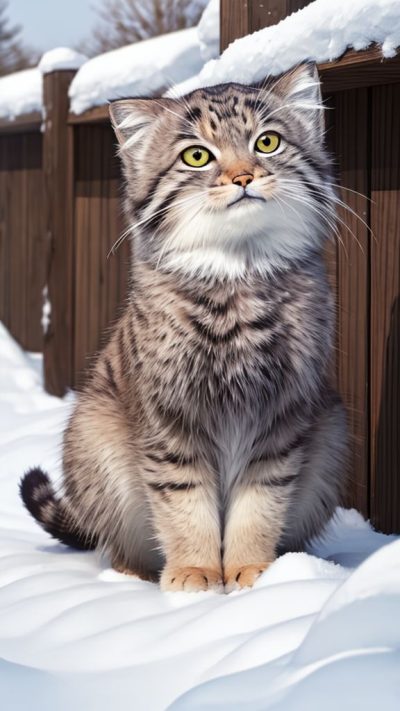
[226,195,266,209]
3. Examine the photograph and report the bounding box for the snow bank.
[174,0,400,95]
[69,27,204,115]
[38,47,87,74]
[0,68,42,120]
[198,0,219,61]
[0,48,87,121]
[0,321,399,710]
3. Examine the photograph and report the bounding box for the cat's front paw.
[224,562,271,593]
[160,566,223,592]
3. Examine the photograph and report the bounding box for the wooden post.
[220,0,311,52]
[42,69,76,396]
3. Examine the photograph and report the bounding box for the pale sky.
[8,0,101,53]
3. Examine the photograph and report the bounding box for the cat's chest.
[141,265,329,418]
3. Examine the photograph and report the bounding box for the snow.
[0,320,399,711]
[0,325,400,711]
[69,28,205,115]
[38,48,87,74]
[0,48,86,121]
[198,0,219,61]
[174,0,400,95]
[0,68,42,120]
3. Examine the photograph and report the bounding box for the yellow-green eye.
[255,132,281,154]
[182,145,213,168]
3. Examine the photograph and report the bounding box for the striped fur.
[20,64,348,592]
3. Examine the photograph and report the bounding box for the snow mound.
[173,0,400,95]
[0,320,399,711]
[38,47,87,74]
[0,68,42,120]
[198,0,219,61]
[69,27,204,115]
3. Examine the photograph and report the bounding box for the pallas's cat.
[21,64,347,592]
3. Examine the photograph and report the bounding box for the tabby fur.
[20,64,348,592]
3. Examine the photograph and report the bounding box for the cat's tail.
[19,467,97,551]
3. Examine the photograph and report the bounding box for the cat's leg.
[223,399,348,591]
[278,397,348,552]
[63,391,163,580]
[223,449,303,592]
[143,456,223,592]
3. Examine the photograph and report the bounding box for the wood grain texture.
[370,82,400,533]
[0,112,41,133]
[328,89,370,516]
[68,105,110,125]
[42,70,77,396]
[73,124,129,386]
[220,0,311,52]
[320,49,400,92]
[0,131,45,351]
[248,0,310,32]
[220,0,249,52]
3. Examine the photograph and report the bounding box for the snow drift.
[0,320,399,710]
[173,0,400,95]
[0,68,42,120]
[69,27,204,115]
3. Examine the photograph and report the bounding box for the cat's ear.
[109,98,174,149]
[270,63,324,136]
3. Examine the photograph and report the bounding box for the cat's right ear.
[109,98,173,150]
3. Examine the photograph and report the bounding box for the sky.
[8,0,101,54]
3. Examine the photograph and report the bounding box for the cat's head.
[110,63,334,278]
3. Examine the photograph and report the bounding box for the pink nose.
[232,173,254,188]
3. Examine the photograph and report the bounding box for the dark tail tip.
[19,466,97,552]
[20,467,55,522]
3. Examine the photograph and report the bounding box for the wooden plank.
[220,0,310,52]
[329,89,370,516]
[25,132,46,351]
[73,124,128,386]
[68,105,110,125]
[322,94,339,387]
[0,112,42,133]
[0,132,45,351]
[320,48,400,92]
[370,82,400,533]
[43,70,77,396]
[248,0,310,32]
[220,0,248,52]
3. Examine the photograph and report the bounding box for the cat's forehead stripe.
[176,89,266,146]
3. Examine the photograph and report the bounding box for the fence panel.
[73,122,129,386]
[0,130,45,351]
[370,82,400,532]
[329,88,371,518]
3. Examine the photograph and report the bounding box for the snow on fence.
[0,0,399,535]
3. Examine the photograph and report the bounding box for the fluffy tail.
[19,467,97,551]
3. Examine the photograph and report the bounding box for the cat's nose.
[232,173,254,188]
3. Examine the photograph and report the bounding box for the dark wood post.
[42,69,76,396]
[220,0,311,52]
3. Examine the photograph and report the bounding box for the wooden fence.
[0,0,399,533]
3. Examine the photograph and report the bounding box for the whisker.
[280,178,374,248]
[108,191,208,256]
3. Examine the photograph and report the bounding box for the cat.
[20,63,348,593]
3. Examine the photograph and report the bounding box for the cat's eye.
[181,146,213,168]
[255,132,281,154]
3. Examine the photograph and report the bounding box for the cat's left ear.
[109,98,174,150]
[269,63,324,137]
